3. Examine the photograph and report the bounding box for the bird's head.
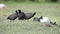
[40,16,43,19]
[18,9,21,13]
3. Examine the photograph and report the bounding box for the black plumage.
[17,9,36,20]
[16,9,25,20]
[7,9,36,21]
[24,12,36,20]
[7,10,18,21]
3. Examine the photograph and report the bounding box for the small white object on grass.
[0,4,7,8]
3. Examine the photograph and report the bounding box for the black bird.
[24,12,36,20]
[16,9,25,20]
[17,9,36,20]
[7,10,18,21]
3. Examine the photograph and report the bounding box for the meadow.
[0,2,60,34]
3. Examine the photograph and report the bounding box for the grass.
[0,2,60,34]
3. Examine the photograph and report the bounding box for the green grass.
[0,2,60,34]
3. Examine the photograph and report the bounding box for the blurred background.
[0,0,60,2]
[0,0,60,34]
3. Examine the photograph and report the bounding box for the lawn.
[0,2,60,34]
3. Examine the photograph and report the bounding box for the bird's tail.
[52,22,60,27]
[33,12,36,16]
